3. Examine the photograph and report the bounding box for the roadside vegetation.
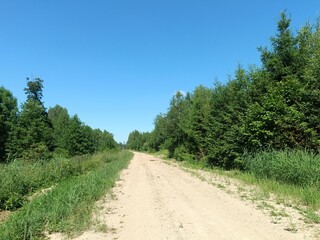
[127,12,320,222]
[0,150,133,240]
[0,151,127,211]
[0,67,127,239]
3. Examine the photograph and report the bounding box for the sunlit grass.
[244,150,320,188]
[0,150,133,240]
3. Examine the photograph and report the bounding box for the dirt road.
[72,152,307,240]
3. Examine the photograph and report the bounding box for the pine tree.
[7,78,54,161]
[0,87,18,162]
[48,105,71,156]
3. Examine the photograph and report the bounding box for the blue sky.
[0,1,319,143]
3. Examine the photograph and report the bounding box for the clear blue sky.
[0,1,319,143]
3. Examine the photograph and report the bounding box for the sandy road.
[72,152,305,240]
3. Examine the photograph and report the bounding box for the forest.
[0,78,118,163]
[127,13,320,179]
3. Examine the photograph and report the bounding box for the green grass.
[0,156,84,210]
[152,149,170,159]
[0,150,133,240]
[0,151,124,211]
[244,150,320,188]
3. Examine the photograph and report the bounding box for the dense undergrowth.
[245,150,320,189]
[0,153,110,211]
[243,150,320,213]
[0,150,133,240]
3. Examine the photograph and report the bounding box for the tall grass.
[244,150,320,188]
[0,150,133,240]
[241,150,320,212]
[0,154,98,210]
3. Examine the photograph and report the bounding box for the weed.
[284,221,298,233]
[216,183,226,189]
[303,208,320,224]
[95,224,112,233]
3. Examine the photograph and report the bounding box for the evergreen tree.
[185,85,212,161]
[127,130,144,150]
[164,92,190,158]
[299,23,320,150]
[7,78,54,161]
[206,67,250,168]
[244,12,313,151]
[92,129,118,151]
[0,87,18,162]
[24,78,44,103]
[66,115,84,156]
[48,105,71,156]
[259,12,299,82]
[66,115,96,156]
[150,114,168,151]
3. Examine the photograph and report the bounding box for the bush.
[21,143,52,162]
[173,145,195,162]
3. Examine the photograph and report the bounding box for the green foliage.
[207,67,250,168]
[6,98,54,161]
[0,150,131,212]
[2,79,118,162]
[150,114,169,151]
[242,13,316,153]
[259,13,300,81]
[5,78,55,161]
[0,87,17,162]
[91,129,118,152]
[24,77,44,103]
[66,115,94,156]
[0,156,82,211]
[48,105,118,157]
[165,92,191,158]
[127,130,151,151]
[48,105,71,153]
[21,143,51,162]
[173,145,195,162]
[245,150,320,188]
[0,150,133,239]
[185,85,212,160]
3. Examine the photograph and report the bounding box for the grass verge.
[0,150,133,240]
[0,154,100,211]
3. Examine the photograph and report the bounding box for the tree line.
[127,13,320,169]
[0,78,117,162]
